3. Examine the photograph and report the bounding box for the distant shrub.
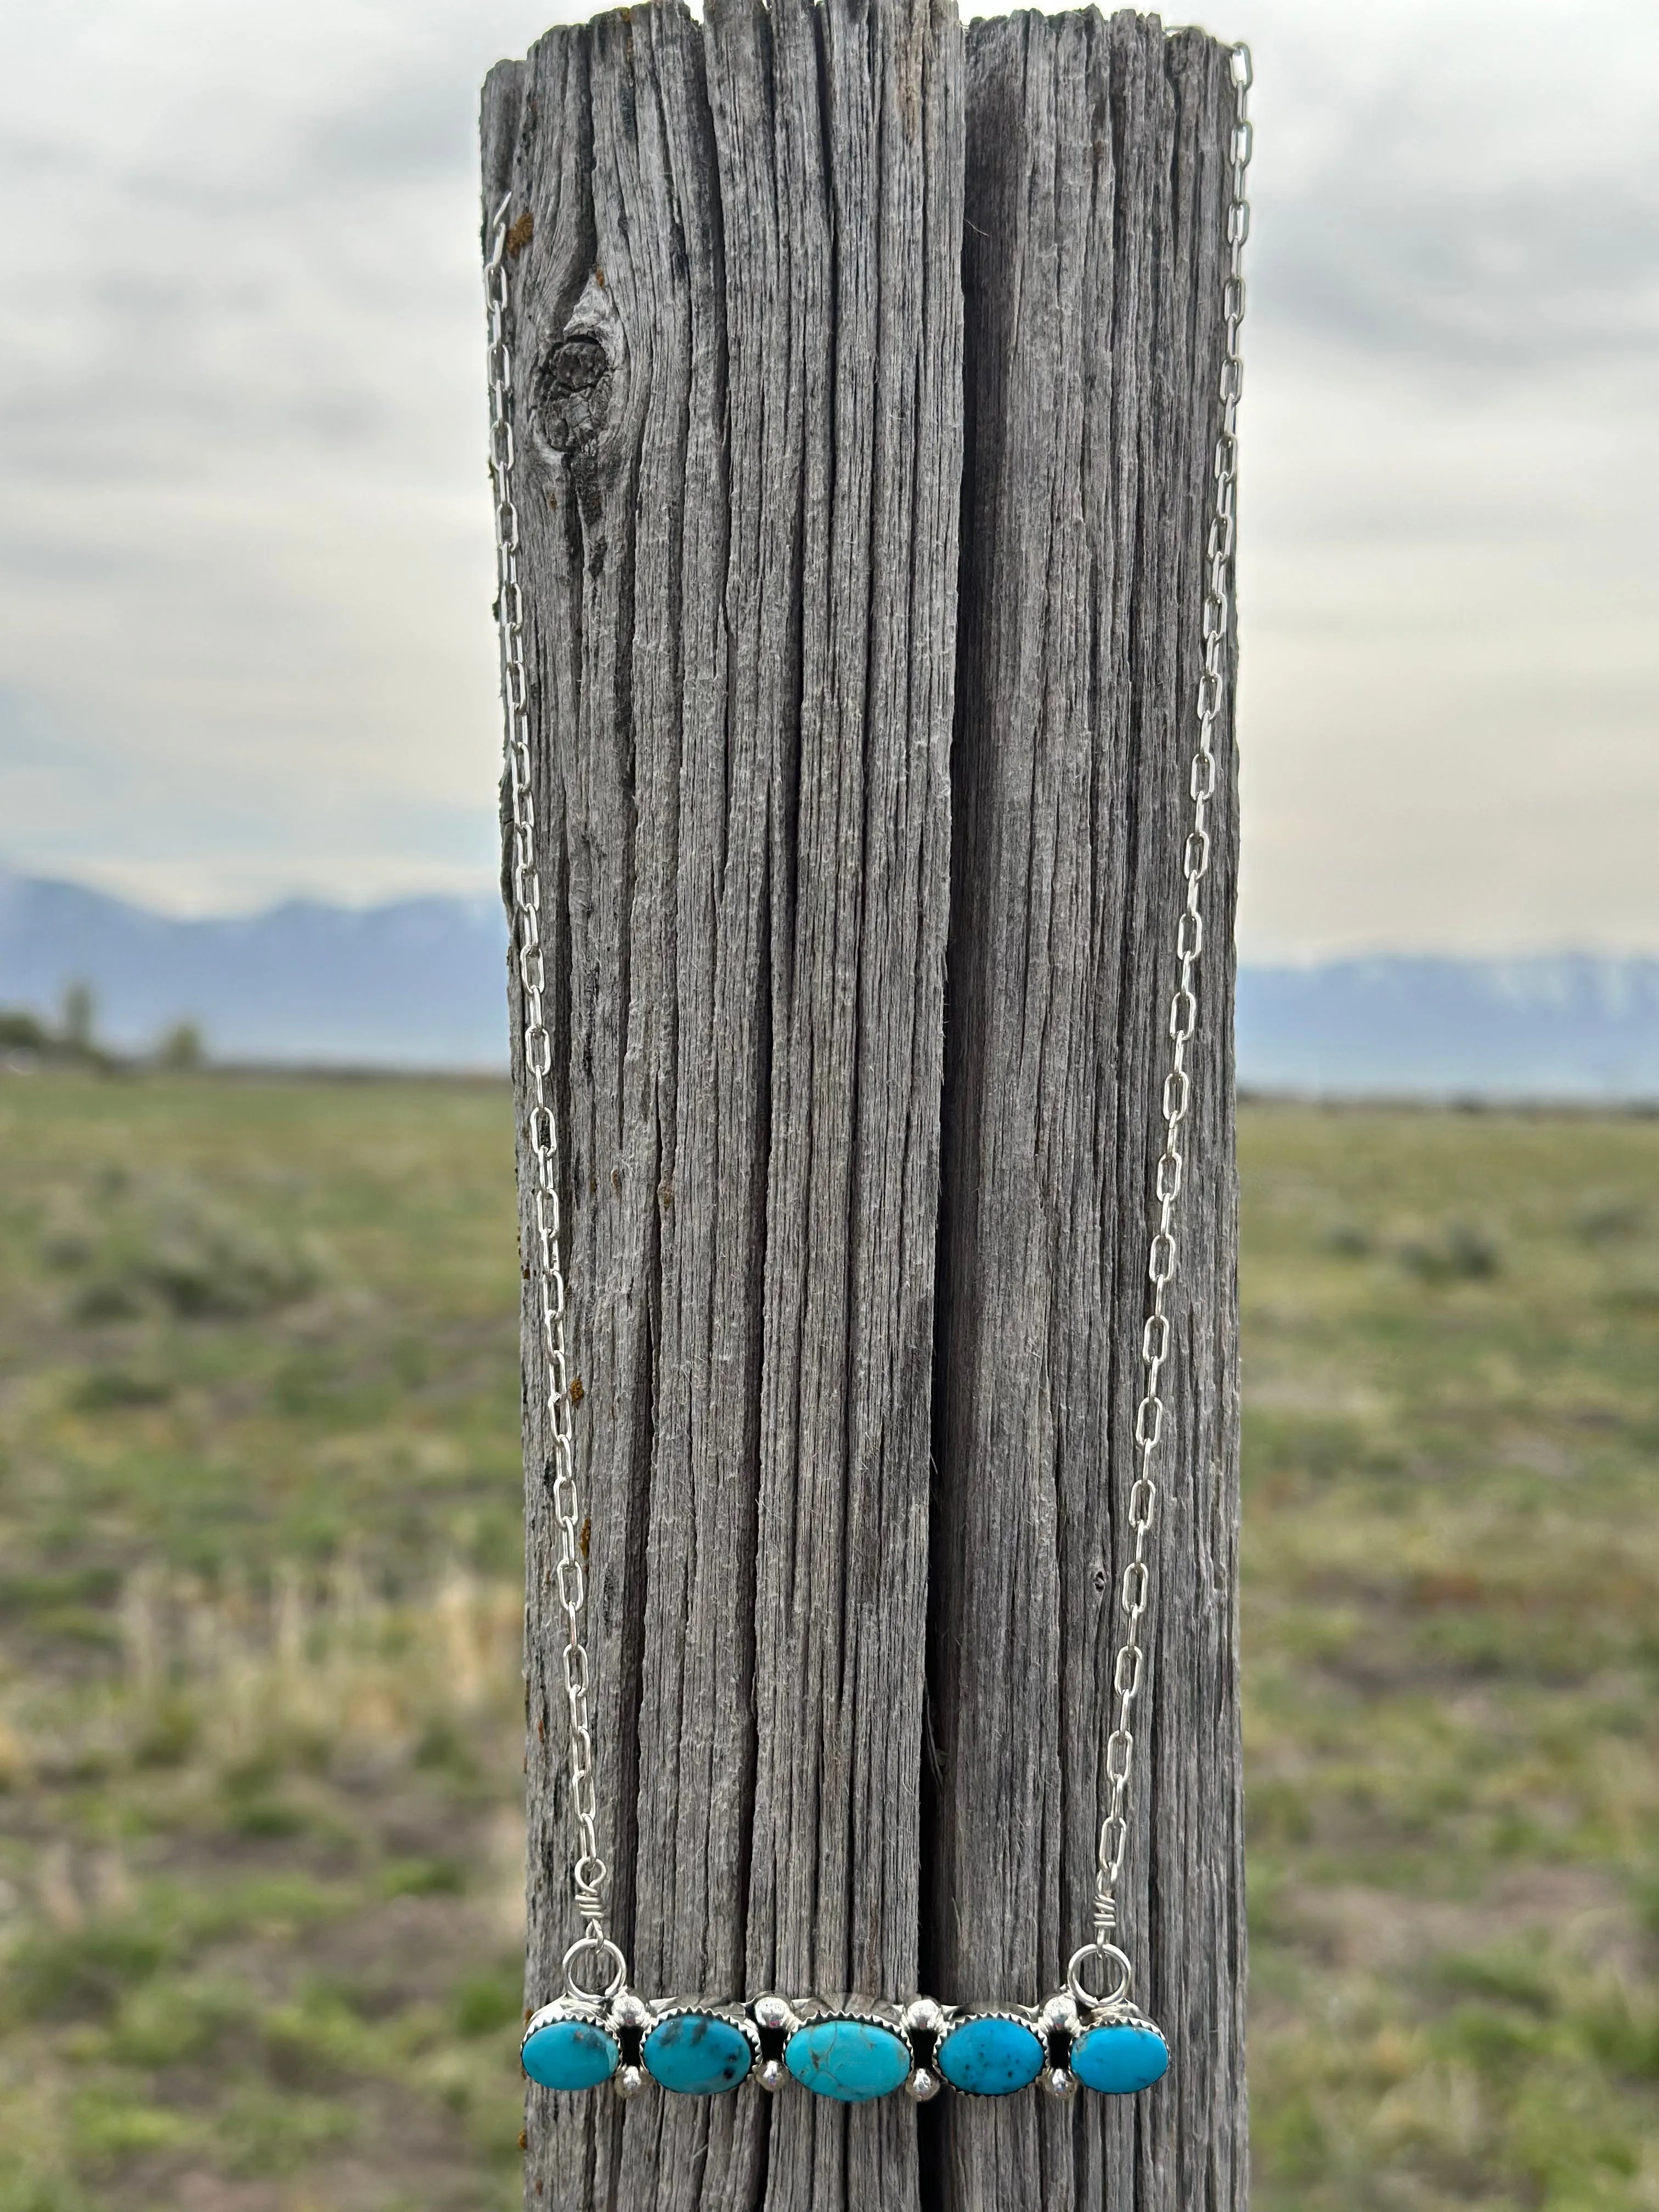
[1436,1946,1557,2013]
[226,1798,308,1841]
[1397,1219,1502,1283]
[0,1009,50,1051]
[1576,1196,1646,1245]
[68,1278,147,1322]
[4,1921,172,2025]
[413,1715,479,1778]
[38,1226,91,1271]
[1324,1221,1374,1258]
[0,994,117,1070]
[60,984,96,1054]
[136,1206,320,1318]
[0,1566,123,1624]
[71,1367,174,1411]
[131,1699,199,1769]
[52,1176,327,1323]
[108,1977,251,2069]
[382,1857,467,1899]
[154,1020,205,1071]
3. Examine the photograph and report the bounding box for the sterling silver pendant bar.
[521,1934,1168,2102]
[522,1987,1168,2104]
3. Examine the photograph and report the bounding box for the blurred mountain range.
[3,869,1657,1098]
[1235,959,1659,1102]
[0,871,507,1071]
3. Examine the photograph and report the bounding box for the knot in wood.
[538,332,613,450]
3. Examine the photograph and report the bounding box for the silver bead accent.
[611,1989,654,2032]
[752,1993,797,2034]
[1039,1991,1080,2039]
[902,1995,946,2039]
[905,2067,941,2103]
[1041,2067,1077,2101]
[757,2057,785,2093]
[613,2064,645,2100]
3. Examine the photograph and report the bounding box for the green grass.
[1,1072,1656,2207]
[0,1074,528,2212]
[1242,1104,1659,2211]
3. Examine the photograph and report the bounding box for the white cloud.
[1231,0,1659,954]
[0,0,1655,948]
[0,0,578,911]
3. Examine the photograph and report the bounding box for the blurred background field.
[0,1076,527,2212]
[0,1073,1655,2211]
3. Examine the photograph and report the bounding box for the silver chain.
[1076,43,1252,2005]
[486,198,624,2002]
[488,36,1249,2012]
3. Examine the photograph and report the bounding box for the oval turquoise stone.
[521,2016,620,2091]
[1071,2021,1170,2094]
[643,2011,753,2096]
[936,2013,1045,2096]
[785,2017,911,2103]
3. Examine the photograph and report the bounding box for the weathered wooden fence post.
[483,3,1243,2207]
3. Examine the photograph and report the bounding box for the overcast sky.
[1,0,1655,958]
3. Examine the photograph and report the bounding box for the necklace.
[486,38,1251,2116]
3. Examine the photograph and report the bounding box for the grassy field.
[1242,1104,1659,2212]
[0,1074,1655,2210]
[0,1076,528,2212]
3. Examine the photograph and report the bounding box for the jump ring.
[562,1935,628,2005]
[1068,1941,1133,2012]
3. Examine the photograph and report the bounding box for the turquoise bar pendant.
[521,1988,1169,2101]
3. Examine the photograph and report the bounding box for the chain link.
[1090,43,1252,1963]
[485,196,619,1987]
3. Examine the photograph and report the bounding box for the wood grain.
[928,16,1245,2208]
[484,7,1243,2208]
[484,1,960,2202]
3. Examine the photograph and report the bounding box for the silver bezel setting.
[1075,1994,1153,2034]
[522,1993,616,2058]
